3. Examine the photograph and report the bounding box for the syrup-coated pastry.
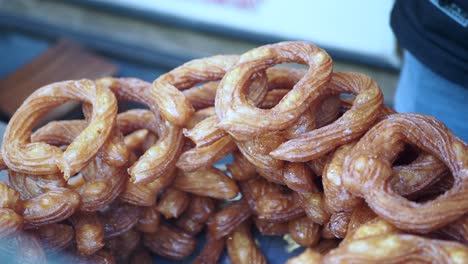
[176,134,237,172]
[192,230,226,264]
[227,223,267,264]
[241,177,304,222]
[288,216,321,247]
[137,206,160,234]
[271,72,383,162]
[207,199,252,239]
[0,40,467,263]
[173,167,239,199]
[37,223,74,254]
[2,80,117,178]
[226,150,258,181]
[323,234,468,263]
[69,212,105,255]
[343,114,468,233]
[97,77,184,184]
[152,55,240,126]
[175,195,215,235]
[31,120,126,212]
[157,187,190,219]
[216,41,333,141]
[143,222,197,260]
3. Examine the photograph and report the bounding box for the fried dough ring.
[2,80,117,178]
[173,167,239,199]
[143,222,197,260]
[116,110,170,206]
[227,222,267,264]
[207,199,252,239]
[182,81,218,110]
[69,212,105,256]
[431,214,468,244]
[192,231,225,264]
[175,196,215,235]
[236,132,286,184]
[343,114,468,233]
[323,143,362,213]
[31,120,126,212]
[0,182,23,238]
[323,234,468,263]
[216,41,332,141]
[31,119,128,168]
[226,151,257,181]
[391,153,448,197]
[271,72,383,161]
[183,67,305,113]
[322,102,447,213]
[176,135,237,172]
[96,77,184,184]
[3,170,80,229]
[241,177,304,222]
[180,67,302,174]
[151,55,240,126]
[7,170,65,202]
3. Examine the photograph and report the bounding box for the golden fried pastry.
[2,80,117,178]
[237,132,286,184]
[391,153,448,197]
[288,216,321,247]
[294,191,330,225]
[173,167,239,199]
[322,211,353,239]
[430,214,468,244]
[37,223,74,254]
[157,187,190,219]
[286,248,323,264]
[31,121,126,212]
[254,217,289,236]
[152,55,240,126]
[182,81,219,110]
[0,208,23,239]
[101,202,141,239]
[31,119,128,168]
[226,151,258,181]
[22,188,80,228]
[227,223,267,264]
[343,114,468,233]
[176,135,237,172]
[70,212,105,256]
[241,177,304,222]
[283,162,315,193]
[175,196,215,235]
[97,78,184,184]
[324,234,468,263]
[216,41,332,141]
[137,206,160,234]
[207,199,252,239]
[192,231,226,264]
[271,72,383,162]
[322,143,361,213]
[105,228,141,262]
[0,40,467,263]
[143,222,197,260]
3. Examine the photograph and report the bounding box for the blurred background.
[0,0,399,122]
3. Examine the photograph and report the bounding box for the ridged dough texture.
[0,41,466,263]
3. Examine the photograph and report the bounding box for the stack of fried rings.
[0,41,466,263]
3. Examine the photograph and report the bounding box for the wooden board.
[0,39,117,122]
